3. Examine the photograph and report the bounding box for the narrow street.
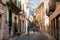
[0,0,60,40]
[11,31,55,40]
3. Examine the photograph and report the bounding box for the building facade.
[21,0,30,33]
[0,0,7,40]
[18,11,25,35]
[6,0,26,37]
[33,2,45,32]
[46,0,60,40]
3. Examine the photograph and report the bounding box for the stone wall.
[0,0,8,40]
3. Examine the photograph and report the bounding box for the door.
[14,17,17,35]
[56,15,60,40]
[58,15,60,40]
[19,20,21,34]
[9,10,12,35]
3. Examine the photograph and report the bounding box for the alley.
[11,32,55,40]
[0,0,60,40]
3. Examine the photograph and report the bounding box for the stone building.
[46,0,60,40]
[0,0,7,40]
[6,0,26,37]
[21,0,30,33]
[18,11,26,35]
[33,2,45,32]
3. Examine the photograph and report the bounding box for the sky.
[28,0,44,15]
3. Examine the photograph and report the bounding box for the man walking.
[27,25,30,35]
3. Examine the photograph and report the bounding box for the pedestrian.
[9,27,11,35]
[33,27,36,33]
[27,25,30,35]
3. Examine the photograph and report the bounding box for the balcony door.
[56,15,60,40]
[9,10,12,27]
[9,10,12,35]
[58,15,60,40]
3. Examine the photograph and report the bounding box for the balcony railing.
[46,0,56,16]
[49,0,56,12]
[46,0,60,16]
[7,0,21,9]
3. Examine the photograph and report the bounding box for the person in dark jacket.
[33,26,36,32]
[27,25,30,34]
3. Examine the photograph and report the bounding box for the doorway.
[9,10,12,35]
[14,17,18,35]
[55,15,60,40]
[57,15,60,40]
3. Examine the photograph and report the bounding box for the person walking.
[33,27,36,33]
[27,25,30,35]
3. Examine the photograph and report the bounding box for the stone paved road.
[12,32,55,40]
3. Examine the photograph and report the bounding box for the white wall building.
[44,0,49,32]
[21,0,30,34]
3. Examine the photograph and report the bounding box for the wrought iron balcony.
[49,6,55,12]
[46,0,56,16]
[46,6,55,16]
[46,0,60,16]
[7,0,21,10]
[7,0,17,5]
[6,0,21,15]
[46,10,53,16]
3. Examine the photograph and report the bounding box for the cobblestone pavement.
[11,32,55,40]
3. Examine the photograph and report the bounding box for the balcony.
[46,0,56,16]
[7,0,19,7]
[7,0,21,14]
[49,6,55,12]
[46,6,55,16]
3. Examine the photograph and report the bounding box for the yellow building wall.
[35,2,45,32]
